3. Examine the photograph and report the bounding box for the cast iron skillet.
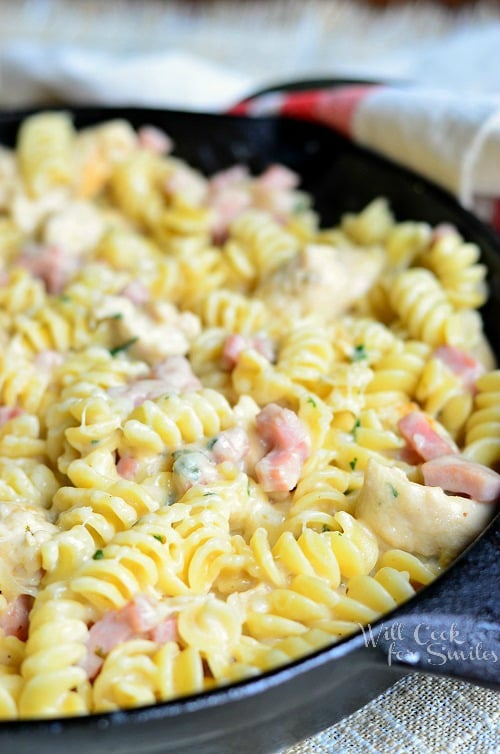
[0,107,498,754]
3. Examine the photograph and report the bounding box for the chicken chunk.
[97,295,201,364]
[356,460,493,560]
[0,501,58,600]
[256,243,383,321]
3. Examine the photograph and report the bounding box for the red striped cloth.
[230,83,500,233]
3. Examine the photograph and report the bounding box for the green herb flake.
[351,344,367,362]
[59,294,71,303]
[153,534,166,544]
[90,439,99,445]
[306,397,317,408]
[321,524,331,533]
[349,457,358,471]
[388,483,399,498]
[92,549,104,560]
[352,418,361,437]
[109,337,138,357]
[172,449,190,460]
[293,196,310,215]
[110,312,123,320]
[206,437,218,450]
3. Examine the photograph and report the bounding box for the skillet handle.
[365,515,500,688]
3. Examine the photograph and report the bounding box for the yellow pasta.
[0,112,497,721]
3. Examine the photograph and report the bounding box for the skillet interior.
[0,107,498,754]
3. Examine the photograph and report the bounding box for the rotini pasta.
[0,113,497,722]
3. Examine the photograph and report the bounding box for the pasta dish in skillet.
[0,113,498,718]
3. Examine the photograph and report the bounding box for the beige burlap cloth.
[282,674,499,754]
[0,2,499,752]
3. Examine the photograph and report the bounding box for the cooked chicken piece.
[356,459,493,560]
[43,200,105,256]
[97,295,201,364]
[0,501,58,601]
[256,243,383,321]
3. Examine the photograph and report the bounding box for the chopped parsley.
[90,439,99,445]
[110,312,123,320]
[206,437,218,450]
[92,549,104,560]
[172,452,202,481]
[172,449,188,459]
[349,457,358,471]
[109,337,138,356]
[293,196,310,214]
[352,418,361,437]
[306,397,317,408]
[59,294,71,303]
[152,534,166,544]
[351,344,367,361]
[321,524,332,533]
[388,483,399,498]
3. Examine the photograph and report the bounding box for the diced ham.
[83,610,136,679]
[82,595,178,679]
[253,403,310,493]
[150,355,201,392]
[209,165,249,192]
[210,426,249,466]
[120,280,150,306]
[422,455,500,504]
[430,223,458,243]
[210,189,251,242]
[149,615,178,644]
[120,595,158,633]
[434,345,485,392]
[34,349,65,371]
[222,334,248,369]
[398,410,458,462]
[222,334,275,369]
[206,167,252,240]
[256,165,299,191]
[137,125,173,155]
[256,403,310,460]
[0,594,33,641]
[116,455,139,480]
[17,244,77,294]
[0,406,23,427]
[255,447,305,493]
[109,358,200,408]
